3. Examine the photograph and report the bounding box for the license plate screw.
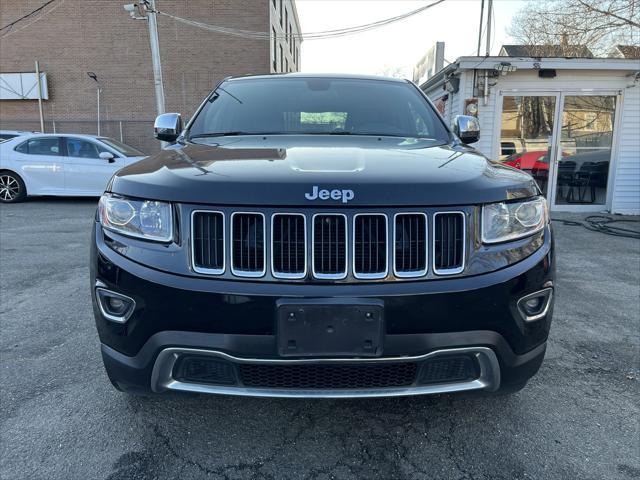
[365,312,373,320]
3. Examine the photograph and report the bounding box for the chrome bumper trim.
[150,346,501,398]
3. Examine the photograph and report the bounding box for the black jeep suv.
[91,74,554,398]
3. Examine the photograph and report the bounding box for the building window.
[272,27,277,71]
[280,45,284,72]
[290,25,293,53]
[285,10,289,45]
[279,0,283,26]
[286,59,289,72]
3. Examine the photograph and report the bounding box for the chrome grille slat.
[394,213,427,277]
[231,212,266,277]
[312,214,347,279]
[353,214,388,279]
[272,213,306,279]
[433,212,465,275]
[191,209,467,280]
[192,211,225,275]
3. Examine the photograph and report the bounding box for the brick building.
[0,0,302,153]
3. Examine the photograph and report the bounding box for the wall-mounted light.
[444,76,460,93]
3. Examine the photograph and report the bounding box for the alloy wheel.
[0,175,20,201]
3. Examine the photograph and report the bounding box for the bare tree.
[509,0,640,57]
[377,65,407,79]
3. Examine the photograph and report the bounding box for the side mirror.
[452,115,480,144]
[154,113,183,142]
[99,151,115,163]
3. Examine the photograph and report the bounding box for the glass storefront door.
[553,95,616,206]
[497,92,618,210]
[498,94,560,198]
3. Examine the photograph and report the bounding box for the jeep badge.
[305,186,355,203]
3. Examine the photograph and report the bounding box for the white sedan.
[0,133,146,203]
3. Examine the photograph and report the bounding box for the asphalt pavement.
[1,199,638,480]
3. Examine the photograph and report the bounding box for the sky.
[295,0,527,77]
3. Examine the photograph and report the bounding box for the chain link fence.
[0,119,159,155]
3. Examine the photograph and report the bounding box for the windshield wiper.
[307,132,424,138]
[189,131,251,139]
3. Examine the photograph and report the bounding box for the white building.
[421,56,640,214]
[270,0,302,73]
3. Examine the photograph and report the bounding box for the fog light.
[517,288,553,322]
[96,288,136,324]
[524,297,542,310]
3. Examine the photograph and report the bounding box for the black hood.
[109,136,538,206]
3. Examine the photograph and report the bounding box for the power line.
[154,0,447,41]
[0,0,58,34]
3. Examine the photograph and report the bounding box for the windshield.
[99,137,145,157]
[188,77,450,142]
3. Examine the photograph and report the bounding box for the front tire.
[0,171,27,203]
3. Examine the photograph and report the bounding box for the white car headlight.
[482,197,547,244]
[98,194,173,242]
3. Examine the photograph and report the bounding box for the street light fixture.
[87,72,101,136]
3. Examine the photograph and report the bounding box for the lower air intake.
[419,356,479,385]
[239,362,418,389]
[173,356,237,385]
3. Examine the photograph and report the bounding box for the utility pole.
[476,0,485,56]
[123,1,166,116]
[143,0,166,116]
[485,0,493,57]
[483,0,493,105]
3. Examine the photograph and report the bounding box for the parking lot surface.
[1,199,639,480]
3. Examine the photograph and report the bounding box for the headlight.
[98,194,173,242]
[482,197,546,244]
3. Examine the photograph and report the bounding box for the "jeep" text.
[304,186,355,204]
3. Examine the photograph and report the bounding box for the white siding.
[612,84,640,214]
[430,68,639,214]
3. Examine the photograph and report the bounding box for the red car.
[503,151,549,172]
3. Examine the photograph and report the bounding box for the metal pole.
[483,0,493,106]
[476,0,485,56]
[97,87,101,136]
[146,0,166,116]
[485,0,493,57]
[119,121,124,142]
[35,61,45,133]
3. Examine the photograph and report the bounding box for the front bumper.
[92,224,554,397]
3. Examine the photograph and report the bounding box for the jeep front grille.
[191,209,468,280]
[312,214,347,279]
[231,212,266,277]
[433,212,465,275]
[394,213,427,277]
[353,214,388,279]
[272,213,306,279]
[192,211,225,274]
